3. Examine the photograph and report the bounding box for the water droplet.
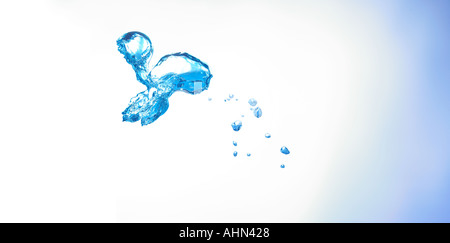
[241,115,245,117]
[253,107,262,118]
[224,99,227,102]
[247,153,251,157]
[280,164,285,168]
[233,141,237,146]
[229,94,234,98]
[248,98,257,106]
[231,120,242,131]
[265,133,271,138]
[233,151,238,157]
[235,99,239,101]
[281,146,290,155]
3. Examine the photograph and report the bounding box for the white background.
[0,0,406,222]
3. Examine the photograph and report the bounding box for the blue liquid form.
[233,151,238,157]
[280,164,285,168]
[233,141,237,146]
[248,98,257,106]
[231,120,242,131]
[208,98,212,101]
[265,133,271,138]
[253,107,262,118]
[117,31,212,125]
[281,146,290,155]
[247,153,251,157]
[229,94,234,98]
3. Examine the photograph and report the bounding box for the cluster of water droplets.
[211,94,291,168]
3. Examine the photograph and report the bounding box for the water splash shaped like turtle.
[117,31,213,125]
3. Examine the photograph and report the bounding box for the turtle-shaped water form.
[117,31,213,125]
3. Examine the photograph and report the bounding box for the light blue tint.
[248,98,257,106]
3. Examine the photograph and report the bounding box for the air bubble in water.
[253,107,262,118]
[248,98,257,106]
[231,120,242,131]
[281,146,290,155]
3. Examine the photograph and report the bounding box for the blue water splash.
[231,120,242,131]
[233,151,238,157]
[281,146,290,155]
[117,31,212,125]
[253,107,262,118]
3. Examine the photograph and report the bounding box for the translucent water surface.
[117,31,212,125]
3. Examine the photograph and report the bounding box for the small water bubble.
[247,153,251,157]
[224,99,227,102]
[280,164,285,168]
[248,98,257,106]
[253,107,262,118]
[231,120,242,131]
[208,97,212,101]
[233,141,237,146]
[265,133,271,138]
[233,151,238,157]
[241,115,245,117]
[235,99,239,101]
[281,146,290,155]
[229,94,234,99]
